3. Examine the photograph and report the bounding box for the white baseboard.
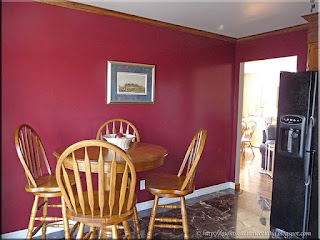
[136,181,234,211]
[2,182,234,238]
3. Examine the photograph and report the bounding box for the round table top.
[53,142,168,172]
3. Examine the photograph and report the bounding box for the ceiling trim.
[302,12,318,21]
[33,0,312,44]
[33,0,237,43]
[236,24,308,42]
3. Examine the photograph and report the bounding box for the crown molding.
[32,0,313,44]
[33,0,237,43]
[302,12,318,22]
[236,24,308,43]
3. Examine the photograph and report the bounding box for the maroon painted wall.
[230,30,308,181]
[2,2,236,233]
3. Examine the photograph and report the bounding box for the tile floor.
[38,148,276,239]
[41,188,273,239]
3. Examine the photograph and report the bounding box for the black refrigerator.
[270,71,318,239]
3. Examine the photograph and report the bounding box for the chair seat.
[146,173,194,197]
[25,173,75,193]
[66,191,136,226]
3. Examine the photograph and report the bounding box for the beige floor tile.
[241,215,270,230]
[236,207,259,221]
[235,220,251,231]
[238,226,270,239]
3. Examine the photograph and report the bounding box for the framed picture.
[107,61,155,104]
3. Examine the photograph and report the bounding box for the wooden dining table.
[54,142,168,172]
[53,141,168,238]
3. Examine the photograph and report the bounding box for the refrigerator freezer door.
[271,71,314,234]
[307,72,318,239]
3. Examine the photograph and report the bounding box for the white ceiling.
[71,0,318,38]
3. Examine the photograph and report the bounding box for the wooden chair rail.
[35,217,63,221]
[158,204,181,209]
[154,223,183,229]
[47,224,68,228]
[37,201,62,210]
[47,204,62,208]
[37,201,47,210]
[70,222,80,236]
[31,223,44,237]
[83,231,93,239]
[155,217,183,223]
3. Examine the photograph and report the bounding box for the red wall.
[229,30,308,181]
[2,2,236,233]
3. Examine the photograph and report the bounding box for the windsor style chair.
[241,121,257,157]
[96,119,140,142]
[145,129,207,239]
[97,118,141,238]
[241,121,247,158]
[56,140,137,239]
[15,124,76,239]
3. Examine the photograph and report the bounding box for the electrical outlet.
[140,180,146,190]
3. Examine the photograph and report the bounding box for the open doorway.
[236,56,297,199]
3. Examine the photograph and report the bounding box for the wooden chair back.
[177,129,207,191]
[241,121,247,138]
[96,119,140,142]
[56,140,137,217]
[15,124,51,188]
[245,121,257,139]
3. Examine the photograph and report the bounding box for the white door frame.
[234,62,245,185]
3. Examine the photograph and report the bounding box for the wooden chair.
[240,121,247,159]
[56,140,137,239]
[15,124,76,239]
[96,119,140,142]
[241,121,257,157]
[145,129,207,239]
[96,119,141,238]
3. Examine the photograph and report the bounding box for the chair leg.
[249,141,255,157]
[61,196,70,239]
[99,226,113,239]
[123,220,132,239]
[180,197,189,239]
[89,227,95,239]
[132,206,141,239]
[147,195,159,240]
[98,228,103,239]
[241,142,246,159]
[112,225,119,239]
[76,223,85,239]
[27,195,40,239]
[41,197,48,239]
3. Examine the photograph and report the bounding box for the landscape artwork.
[107,61,155,104]
[117,72,147,95]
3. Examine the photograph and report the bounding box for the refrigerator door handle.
[304,117,314,185]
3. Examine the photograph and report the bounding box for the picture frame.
[107,61,155,104]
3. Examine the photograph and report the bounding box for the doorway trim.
[235,62,245,186]
[235,56,298,186]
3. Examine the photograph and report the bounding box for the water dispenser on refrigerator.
[278,115,306,158]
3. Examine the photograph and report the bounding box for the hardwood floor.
[240,147,273,199]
